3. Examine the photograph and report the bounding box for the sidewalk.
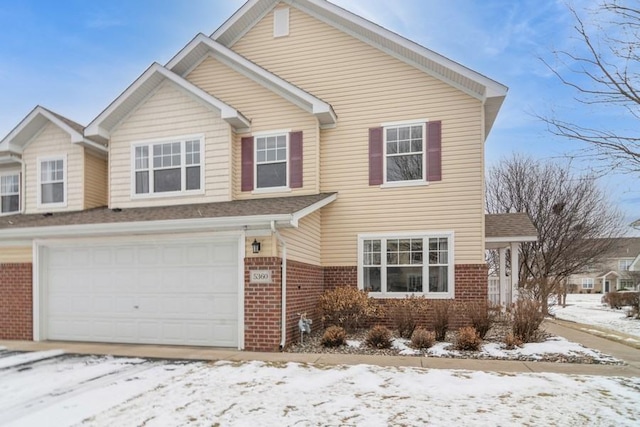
[2,320,639,377]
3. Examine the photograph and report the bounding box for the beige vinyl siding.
[233,6,486,265]
[186,56,319,199]
[109,81,232,208]
[0,247,32,263]
[22,122,84,213]
[280,210,321,265]
[84,152,108,209]
[245,235,276,258]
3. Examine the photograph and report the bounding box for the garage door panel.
[45,238,239,347]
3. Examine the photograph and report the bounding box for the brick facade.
[0,263,33,340]
[244,257,283,351]
[285,260,324,346]
[323,266,357,290]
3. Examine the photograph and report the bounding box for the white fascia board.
[597,270,621,278]
[211,0,265,42]
[168,34,336,126]
[630,254,640,271]
[86,63,250,138]
[485,236,538,244]
[0,214,296,240]
[299,0,507,99]
[290,193,337,227]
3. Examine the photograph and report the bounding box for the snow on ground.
[387,336,618,362]
[0,350,65,369]
[552,293,640,339]
[2,358,638,427]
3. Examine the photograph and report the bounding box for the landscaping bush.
[603,291,639,310]
[503,332,523,350]
[410,328,435,350]
[463,301,498,339]
[432,300,453,341]
[454,326,482,351]
[317,286,381,332]
[321,326,347,347]
[365,325,393,349]
[511,298,545,343]
[388,295,430,338]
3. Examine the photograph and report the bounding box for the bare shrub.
[410,328,435,350]
[511,298,545,343]
[365,325,392,349]
[317,286,381,332]
[388,295,430,338]
[464,301,498,339]
[504,332,523,350]
[604,291,639,310]
[321,326,347,347]
[454,327,482,351]
[432,300,453,341]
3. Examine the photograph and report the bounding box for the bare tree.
[486,154,625,313]
[541,1,640,174]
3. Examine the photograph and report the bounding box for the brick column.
[244,257,282,351]
[0,263,33,340]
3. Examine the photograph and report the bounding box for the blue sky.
[0,0,637,233]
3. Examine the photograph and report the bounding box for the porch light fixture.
[252,239,261,254]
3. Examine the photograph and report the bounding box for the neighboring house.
[567,238,640,293]
[0,0,529,351]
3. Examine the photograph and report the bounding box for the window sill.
[131,189,205,199]
[380,180,429,189]
[366,292,453,299]
[0,211,20,216]
[251,187,292,195]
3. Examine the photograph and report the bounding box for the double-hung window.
[619,259,632,271]
[38,157,66,206]
[133,137,202,196]
[255,133,287,189]
[582,278,594,289]
[385,123,425,183]
[0,173,20,214]
[360,233,453,298]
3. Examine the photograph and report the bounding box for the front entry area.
[37,235,241,347]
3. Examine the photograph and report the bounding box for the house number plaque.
[250,270,272,284]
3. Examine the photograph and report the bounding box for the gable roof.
[594,237,640,259]
[0,193,337,239]
[166,34,337,128]
[85,63,251,143]
[211,0,507,137]
[0,106,107,154]
[485,213,537,243]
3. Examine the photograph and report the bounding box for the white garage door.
[43,237,239,347]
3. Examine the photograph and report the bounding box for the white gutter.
[272,220,287,350]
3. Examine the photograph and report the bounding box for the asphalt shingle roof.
[485,213,537,239]
[0,193,336,231]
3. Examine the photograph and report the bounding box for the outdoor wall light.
[252,239,261,254]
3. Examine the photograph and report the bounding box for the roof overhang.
[485,235,537,250]
[0,106,107,154]
[0,193,337,240]
[597,270,621,279]
[0,152,23,166]
[167,34,337,129]
[85,63,251,143]
[211,0,506,136]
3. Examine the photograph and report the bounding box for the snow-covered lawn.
[552,293,640,340]
[1,355,638,427]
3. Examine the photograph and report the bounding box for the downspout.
[18,157,26,214]
[271,220,287,350]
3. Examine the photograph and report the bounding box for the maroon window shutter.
[241,136,254,191]
[289,131,303,188]
[369,127,383,185]
[427,121,442,182]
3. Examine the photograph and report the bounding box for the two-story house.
[0,0,532,351]
[567,237,640,293]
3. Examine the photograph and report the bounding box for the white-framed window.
[0,172,20,214]
[384,122,425,183]
[618,279,634,290]
[132,136,203,196]
[255,132,288,189]
[359,232,454,298]
[619,259,633,271]
[37,156,66,207]
[582,278,594,289]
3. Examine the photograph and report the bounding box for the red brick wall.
[244,257,282,352]
[0,263,33,340]
[319,264,488,330]
[323,266,357,290]
[285,260,324,347]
